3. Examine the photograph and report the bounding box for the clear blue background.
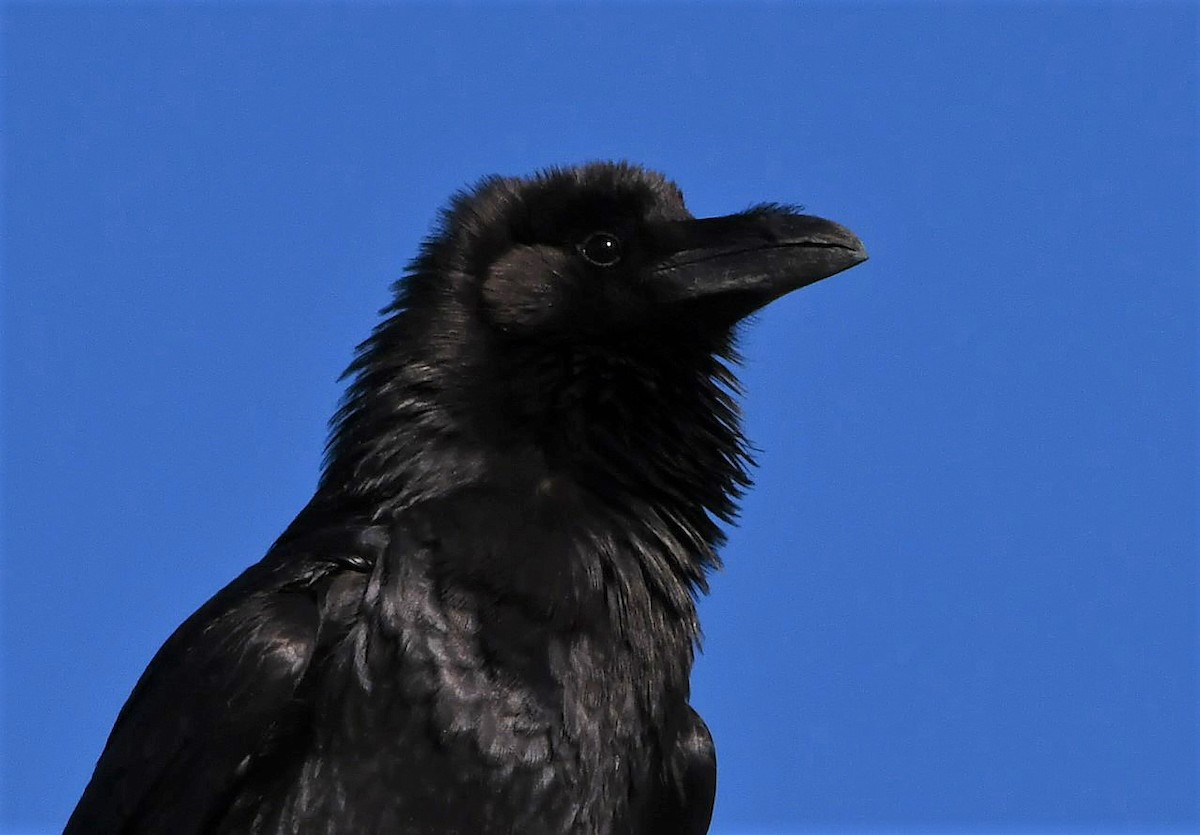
[2,3,1196,833]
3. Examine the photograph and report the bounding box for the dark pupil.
[581,232,621,266]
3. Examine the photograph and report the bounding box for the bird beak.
[650,209,868,319]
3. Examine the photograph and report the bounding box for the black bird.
[67,162,867,834]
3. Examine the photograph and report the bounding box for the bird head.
[323,162,866,520]
[406,161,866,342]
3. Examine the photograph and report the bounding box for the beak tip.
[835,229,869,271]
[826,235,869,278]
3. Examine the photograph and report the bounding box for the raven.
[67,162,866,834]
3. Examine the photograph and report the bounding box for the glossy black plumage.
[67,162,866,834]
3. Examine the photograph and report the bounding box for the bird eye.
[578,232,622,267]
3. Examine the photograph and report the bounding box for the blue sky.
[2,3,1196,833]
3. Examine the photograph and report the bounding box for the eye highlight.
[578,232,622,267]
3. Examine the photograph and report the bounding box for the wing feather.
[65,524,381,835]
